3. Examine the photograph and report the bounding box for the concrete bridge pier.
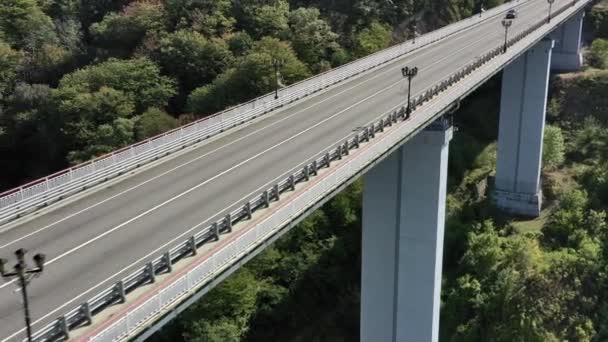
[361,117,453,342]
[549,11,584,71]
[494,39,554,217]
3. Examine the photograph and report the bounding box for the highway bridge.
[0,0,590,340]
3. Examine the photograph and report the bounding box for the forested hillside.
[0,0,500,191]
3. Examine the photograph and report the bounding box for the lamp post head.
[502,19,512,27]
[15,248,27,263]
[402,66,419,78]
[547,0,555,4]
[33,253,45,271]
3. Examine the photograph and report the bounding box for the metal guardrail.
[0,0,528,226]
[24,1,587,340]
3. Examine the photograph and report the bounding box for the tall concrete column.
[494,39,554,217]
[549,11,584,71]
[361,118,452,342]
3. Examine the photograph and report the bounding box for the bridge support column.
[494,39,553,217]
[549,11,584,71]
[361,117,452,342]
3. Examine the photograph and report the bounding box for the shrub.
[589,38,608,69]
[543,125,565,170]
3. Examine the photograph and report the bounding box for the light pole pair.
[401,66,418,119]
[1,249,46,342]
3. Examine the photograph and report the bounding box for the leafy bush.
[354,21,391,57]
[135,107,178,140]
[589,38,608,69]
[158,30,233,92]
[590,6,608,38]
[57,57,176,113]
[187,38,309,116]
[0,40,19,94]
[543,125,565,170]
[90,1,167,51]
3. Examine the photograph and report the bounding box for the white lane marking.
[0,14,483,249]
[0,2,551,338]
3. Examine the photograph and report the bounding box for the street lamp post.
[0,249,46,342]
[273,58,283,100]
[401,66,418,119]
[547,0,555,23]
[502,19,513,53]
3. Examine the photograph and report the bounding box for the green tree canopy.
[589,38,608,69]
[0,40,20,95]
[53,58,175,162]
[590,5,608,38]
[354,21,391,57]
[135,107,178,140]
[90,1,167,53]
[158,30,233,92]
[177,269,261,341]
[66,116,136,164]
[0,0,57,49]
[187,37,309,116]
[53,86,136,163]
[570,117,608,163]
[56,57,176,113]
[288,7,339,70]
[165,0,235,36]
[38,0,80,20]
[78,0,131,34]
[0,83,62,179]
[235,0,290,38]
[227,31,254,56]
[543,125,565,170]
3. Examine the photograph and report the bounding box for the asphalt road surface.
[0,0,573,339]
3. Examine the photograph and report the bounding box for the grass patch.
[511,167,577,233]
[511,207,551,233]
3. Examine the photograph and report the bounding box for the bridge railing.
[0,0,527,226]
[24,1,587,340]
